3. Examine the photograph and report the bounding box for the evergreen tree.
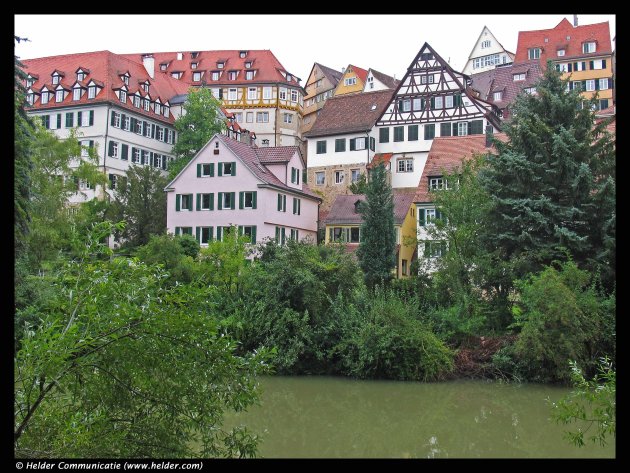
[357,164,396,287]
[169,87,225,179]
[479,61,615,283]
[111,165,168,248]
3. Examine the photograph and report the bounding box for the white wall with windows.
[306,130,378,169]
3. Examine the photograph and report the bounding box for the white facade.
[362,70,394,92]
[306,130,377,169]
[462,26,515,75]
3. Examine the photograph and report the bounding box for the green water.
[225,376,615,458]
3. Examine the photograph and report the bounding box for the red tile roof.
[471,60,543,119]
[256,147,300,164]
[515,19,612,65]
[122,50,302,88]
[216,135,320,201]
[324,189,416,225]
[367,153,393,169]
[22,50,190,124]
[414,134,508,203]
[304,89,393,137]
[349,65,369,84]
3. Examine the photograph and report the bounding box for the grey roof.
[370,68,399,89]
[316,62,343,86]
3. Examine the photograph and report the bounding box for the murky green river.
[224,376,615,458]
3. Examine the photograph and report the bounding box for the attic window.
[371,104,377,110]
[191,62,198,70]
[160,63,168,71]
[544,37,549,43]
[217,62,225,69]
[287,73,292,81]
[177,52,183,60]
[583,42,596,53]
[52,73,61,85]
[528,48,541,60]
[142,82,150,93]
[493,90,503,101]
[191,52,199,59]
[120,74,129,85]
[513,73,526,81]
[557,49,566,57]
[76,70,86,81]
[566,35,571,40]
[26,75,35,87]
[239,51,248,58]
[245,61,252,68]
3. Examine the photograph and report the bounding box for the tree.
[479,61,616,283]
[549,357,615,448]
[14,222,271,458]
[356,164,396,287]
[169,87,225,180]
[110,164,168,248]
[348,172,368,194]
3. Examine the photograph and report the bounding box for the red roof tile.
[22,50,190,124]
[367,153,393,169]
[324,189,416,225]
[304,89,393,137]
[349,65,369,84]
[515,19,612,65]
[414,134,508,203]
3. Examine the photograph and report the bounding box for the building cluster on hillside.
[21,17,615,277]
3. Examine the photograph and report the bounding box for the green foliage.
[110,164,168,248]
[170,87,225,179]
[135,234,199,285]
[14,222,271,458]
[357,164,396,287]
[479,61,616,286]
[549,357,615,447]
[348,172,368,194]
[511,261,612,383]
[337,288,454,381]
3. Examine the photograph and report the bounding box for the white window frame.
[429,178,444,190]
[73,87,81,101]
[55,90,65,103]
[246,112,253,123]
[434,96,443,109]
[133,95,141,108]
[228,71,237,80]
[481,40,491,49]
[513,73,526,81]
[41,92,49,104]
[599,78,609,90]
[457,122,468,136]
[355,137,366,150]
[158,127,165,141]
[425,208,437,225]
[493,91,502,101]
[445,95,454,108]
[193,71,202,82]
[583,42,596,53]
[212,71,220,81]
[52,74,60,85]
[222,192,233,209]
[290,89,298,102]
[585,80,596,92]
[244,191,255,209]
[528,48,541,60]
[283,113,293,124]
[557,49,566,57]
[200,193,212,210]
[256,112,269,123]
[351,169,361,183]
[344,77,357,86]
[245,70,254,80]
[247,87,258,100]
[144,99,150,111]
[181,194,193,211]
[334,170,344,184]
[397,159,413,173]
[228,88,237,100]
[120,90,127,103]
[88,86,96,99]
[132,148,141,164]
[263,87,272,99]
[113,112,121,128]
[315,172,325,185]
[279,88,287,100]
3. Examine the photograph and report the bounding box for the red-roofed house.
[514,18,613,109]
[334,64,369,96]
[22,50,190,205]
[123,50,305,149]
[323,189,417,278]
[165,134,321,247]
[414,133,507,270]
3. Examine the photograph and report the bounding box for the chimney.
[485,125,494,148]
[341,66,346,73]
[573,15,578,27]
[142,54,154,79]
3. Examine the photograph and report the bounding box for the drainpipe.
[103,103,111,200]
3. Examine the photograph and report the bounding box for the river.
[224,375,615,458]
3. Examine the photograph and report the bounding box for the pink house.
[165,134,321,245]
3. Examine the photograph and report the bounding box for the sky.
[14,14,615,84]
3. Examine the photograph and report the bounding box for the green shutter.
[175,227,180,236]
[77,111,82,125]
[430,97,435,109]
[595,79,600,91]
[65,112,73,127]
[209,163,214,176]
[291,168,296,183]
[275,226,280,243]
[151,124,156,139]
[298,199,301,215]
[293,198,296,214]
[278,194,282,211]
[196,193,201,211]
[440,122,451,137]
[283,195,286,212]
[110,111,116,126]
[218,163,223,176]
[209,193,214,210]
[424,242,429,257]
[239,191,244,209]
[231,162,236,176]
[196,226,200,242]
[582,62,586,71]
[218,192,223,210]
[108,141,115,157]
[602,60,607,69]
[217,226,222,241]
[452,123,458,136]
[238,225,244,236]
[230,192,236,209]
[121,144,128,160]
[419,208,425,226]
[589,60,594,70]
[251,226,257,244]
[582,80,587,91]
[89,110,94,125]
[209,227,214,241]
[350,139,356,151]
[281,228,286,245]
[197,164,201,177]
[436,209,442,221]
[252,191,257,209]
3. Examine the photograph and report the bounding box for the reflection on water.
[224,376,615,458]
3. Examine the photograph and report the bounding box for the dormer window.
[217,62,224,69]
[245,70,255,80]
[493,90,502,101]
[286,74,292,81]
[52,73,61,85]
[73,86,82,101]
[121,74,129,86]
[228,71,237,80]
[76,69,87,81]
[88,85,97,99]
[142,82,150,93]
[245,61,252,68]
[191,51,199,59]
[583,42,596,53]
[160,63,168,71]
[163,106,169,118]
[191,62,198,70]
[212,71,220,81]
[528,48,541,60]
[55,89,65,103]
[557,49,566,57]
[120,90,127,103]
[41,90,49,105]
[513,73,526,81]
[134,94,141,108]
[429,177,445,190]
[26,93,35,105]
[171,72,182,79]
[239,51,247,58]
[144,98,150,111]
[26,75,35,87]
[177,52,183,60]
[155,103,161,115]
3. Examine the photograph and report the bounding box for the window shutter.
[231,162,236,176]
[56,114,62,128]
[89,110,94,125]
[121,113,126,126]
[89,140,94,149]
[283,195,287,212]
[278,194,282,211]
[217,226,222,241]
[275,226,280,243]
[589,60,594,70]
[162,156,167,170]
[568,82,573,91]
[77,111,82,125]
[424,242,430,257]
[208,227,214,241]
[252,192,257,209]
[582,80,587,91]
[175,227,180,236]
[419,208,426,226]
[452,123,458,136]
[207,163,214,177]
[436,209,442,221]
[218,192,223,210]
[293,198,296,214]
[196,193,201,211]
[430,97,435,109]
[110,111,116,126]
[65,112,73,128]
[150,152,154,167]
[208,193,214,210]
[151,124,156,139]
[131,117,136,130]
[281,228,286,244]
[108,141,115,157]
[121,144,128,160]
[595,79,600,91]
[602,60,606,69]
[251,226,257,244]
[291,168,296,183]
[238,226,244,236]
[218,163,223,176]
[230,192,236,209]
[298,199,301,215]
[440,122,451,137]
[197,164,201,177]
[567,63,572,72]
[609,78,614,90]
[176,194,181,211]
[582,62,586,71]
[196,226,200,242]
[239,191,244,209]
[350,139,356,151]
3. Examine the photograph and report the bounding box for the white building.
[462,26,515,75]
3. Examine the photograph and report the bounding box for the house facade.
[123,50,306,148]
[303,89,393,216]
[302,63,343,135]
[515,18,613,110]
[333,64,369,96]
[374,42,502,190]
[462,26,515,75]
[324,190,417,278]
[165,134,321,245]
[23,50,189,204]
[363,69,399,92]
[414,133,506,271]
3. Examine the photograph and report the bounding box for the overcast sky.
[15,14,615,83]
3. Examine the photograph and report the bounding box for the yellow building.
[302,63,343,134]
[323,190,417,278]
[515,18,613,110]
[333,64,369,96]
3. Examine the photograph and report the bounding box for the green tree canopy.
[357,164,396,288]
[169,87,225,180]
